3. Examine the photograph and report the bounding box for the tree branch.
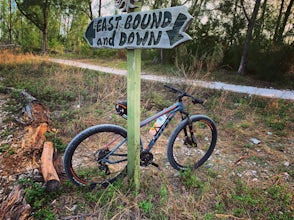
[240,0,250,22]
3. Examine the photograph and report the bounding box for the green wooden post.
[127,49,141,191]
[127,1,142,193]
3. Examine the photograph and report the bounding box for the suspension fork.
[181,112,197,147]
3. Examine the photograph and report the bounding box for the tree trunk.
[88,0,94,19]
[237,0,261,75]
[98,0,101,17]
[9,0,12,44]
[42,29,47,55]
[42,0,49,54]
[255,0,267,39]
[277,0,294,43]
[273,0,285,42]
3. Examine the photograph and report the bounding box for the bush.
[247,45,293,82]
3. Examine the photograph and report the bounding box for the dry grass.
[0,51,293,220]
[0,50,38,64]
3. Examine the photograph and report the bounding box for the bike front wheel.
[167,115,217,171]
[63,124,128,188]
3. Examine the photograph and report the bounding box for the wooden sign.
[84,6,193,49]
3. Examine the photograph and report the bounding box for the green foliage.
[179,169,203,189]
[247,45,294,83]
[139,197,153,214]
[0,143,11,153]
[19,178,57,219]
[222,45,243,70]
[45,132,67,152]
[222,180,293,219]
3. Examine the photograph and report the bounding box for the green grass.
[0,52,293,219]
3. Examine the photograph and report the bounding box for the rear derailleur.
[95,149,110,175]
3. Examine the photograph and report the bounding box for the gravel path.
[49,58,294,101]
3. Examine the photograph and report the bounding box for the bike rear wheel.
[167,115,217,171]
[63,124,128,188]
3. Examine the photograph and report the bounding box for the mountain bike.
[63,84,217,188]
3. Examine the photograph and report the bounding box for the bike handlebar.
[164,84,204,105]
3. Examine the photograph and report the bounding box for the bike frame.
[140,101,186,151]
[101,101,187,165]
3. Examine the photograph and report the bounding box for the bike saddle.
[115,100,127,118]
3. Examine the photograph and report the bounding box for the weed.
[45,132,67,153]
[0,129,11,138]
[18,178,58,219]
[205,213,215,220]
[240,122,250,129]
[245,143,254,149]
[215,201,225,213]
[139,197,153,214]
[224,180,293,219]
[159,184,168,204]
[34,209,56,220]
[0,144,10,153]
[179,169,204,190]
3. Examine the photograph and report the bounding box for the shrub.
[247,45,293,82]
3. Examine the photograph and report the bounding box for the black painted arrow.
[167,13,189,47]
[85,20,95,45]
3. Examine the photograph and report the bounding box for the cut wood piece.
[41,141,60,191]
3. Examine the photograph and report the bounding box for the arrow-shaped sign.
[84,6,193,49]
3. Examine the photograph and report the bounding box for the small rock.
[18,174,27,180]
[8,175,16,182]
[244,170,257,177]
[33,169,39,176]
[267,132,273,136]
[250,138,261,145]
[6,134,13,140]
[70,204,78,212]
[174,172,180,177]
[237,173,242,177]
[283,161,290,167]
[283,172,290,180]
[205,163,213,168]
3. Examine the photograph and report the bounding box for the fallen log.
[22,122,48,150]
[41,141,61,191]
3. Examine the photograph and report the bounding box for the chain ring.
[140,151,154,166]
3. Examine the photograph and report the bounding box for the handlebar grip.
[164,84,179,93]
[164,84,204,105]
